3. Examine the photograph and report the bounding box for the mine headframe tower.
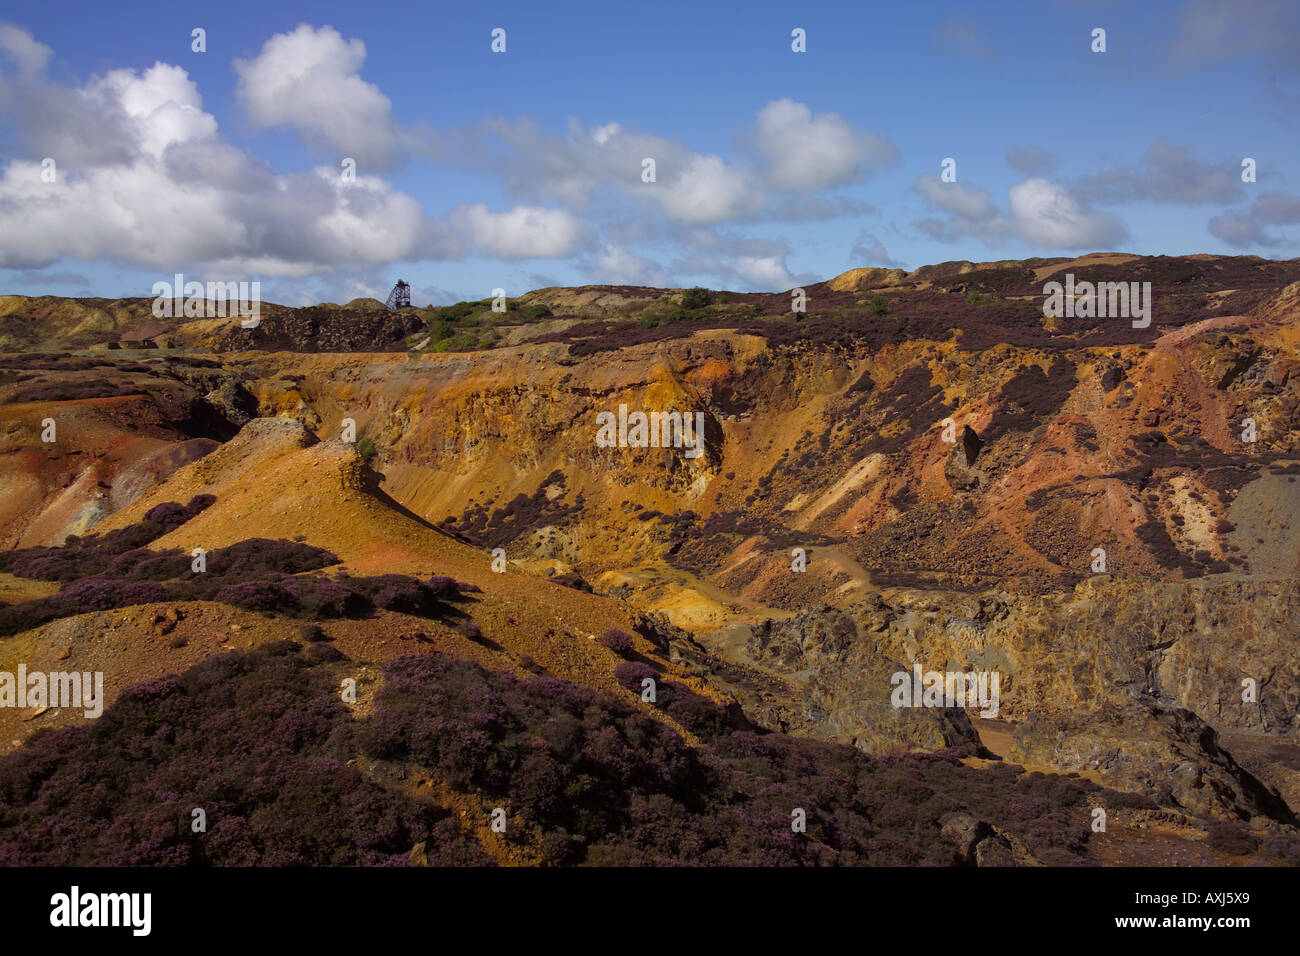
[385,280,412,310]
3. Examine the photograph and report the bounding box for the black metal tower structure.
[385,280,412,310]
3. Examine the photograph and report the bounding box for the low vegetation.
[0,642,1175,865]
[0,499,474,635]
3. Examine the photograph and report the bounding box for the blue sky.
[0,0,1296,305]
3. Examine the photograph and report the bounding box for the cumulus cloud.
[234,24,402,167]
[913,175,1009,242]
[92,63,219,161]
[586,244,671,287]
[0,28,168,168]
[1008,178,1127,248]
[449,203,586,260]
[1167,0,1300,72]
[850,233,904,268]
[752,98,898,190]
[915,175,1000,222]
[437,115,688,211]
[1005,146,1059,176]
[1075,139,1244,205]
[914,175,1126,249]
[654,154,761,223]
[0,23,52,77]
[0,152,459,273]
[1208,191,1300,247]
[681,254,799,291]
[0,31,461,274]
[438,99,893,225]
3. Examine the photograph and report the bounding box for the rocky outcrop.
[744,605,986,754]
[215,305,425,353]
[1008,704,1296,825]
[944,425,984,491]
[713,577,1300,821]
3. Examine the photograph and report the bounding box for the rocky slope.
[2,252,1298,864]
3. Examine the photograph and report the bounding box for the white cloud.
[915,175,1000,222]
[1005,146,1059,176]
[1009,178,1127,248]
[727,254,797,290]
[234,24,401,167]
[0,23,52,77]
[438,115,687,211]
[1208,191,1300,247]
[0,41,461,274]
[1075,139,1243,205]
[1168,0,1300,72]
[914,174,1126,249]
[449,203,586,259]
[850,233,904,268]
[753,98,897,190]
[677,251,801,291]
[655,154,760,223]
[588,244,671,286]
[443,100,893,225]
[590,122,621,146]
[89,63,218,160]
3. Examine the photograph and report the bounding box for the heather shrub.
[358,654,714,856]
[449,478,584,549]
[659,682,735,738]
[0,494,215,582]
[0,525,468,633]
[280,575,367,618]
[0,597,69,635]
[211,578,292,613]
[1261,832,1300,864]
[424,576,461,597]
[0,494,476,633]
[1206,822,1260,855]
[9,382,143,403]
[595,628,635,656]
[457,621,485,642]
[0,640,1132,866]
[202,538,339,577]
[349,574,448,615]
[613,661,657,691]
[305,642,347,663]
[0,642,493,866]
[104,548,190,580]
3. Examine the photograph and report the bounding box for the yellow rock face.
[827,267,908,292]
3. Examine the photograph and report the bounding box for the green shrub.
[680,287,712,310]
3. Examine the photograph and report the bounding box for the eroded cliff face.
[221,294,1300,621]
[700,577,1299,820]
